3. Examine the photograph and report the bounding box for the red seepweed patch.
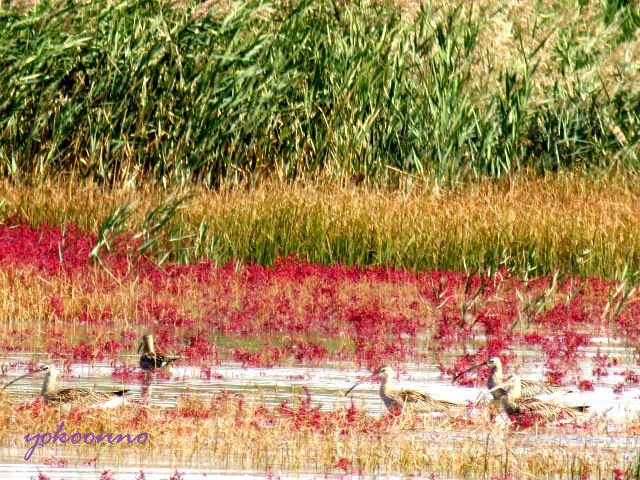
[0,221,638,381]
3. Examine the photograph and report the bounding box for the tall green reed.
[0,0,637,187]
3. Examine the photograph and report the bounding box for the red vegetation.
[334,458,354,474]
[30,473,50,480]
[0,221,638,384]
[42,457,69,468]
[578,380,595,391]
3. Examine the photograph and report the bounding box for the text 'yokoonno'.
[24,421,148,460]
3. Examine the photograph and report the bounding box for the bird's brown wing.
[48,387,92,403]
[516,397,545,411]
[520,379,571,397]
[51,387,127,402]
[515,398,584,420]
[397,389,431,404]
[397,390,463,410]
[140,352,176,370]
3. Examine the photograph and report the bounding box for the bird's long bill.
[1,367,46,392]
[137,342,143,354]
[452,360,488,382]
[344,374,376,396]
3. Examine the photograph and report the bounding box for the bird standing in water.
[138,334,177,371]
[452,356,574,417]
[2,364,129,408]
[453,357,573,400]
[345,366,466,415]
[490,375,589,422]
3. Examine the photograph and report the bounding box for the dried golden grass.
[0,394,636,477]
[2,174,640,276]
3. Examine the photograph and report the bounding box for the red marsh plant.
[0,221,638,380]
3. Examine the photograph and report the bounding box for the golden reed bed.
[1,174,640,277]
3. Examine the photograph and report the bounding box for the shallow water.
[2,346,639,416]
[0,462,349,480]
[1,343,639,479]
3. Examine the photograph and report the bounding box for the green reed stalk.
[0,0,637,186]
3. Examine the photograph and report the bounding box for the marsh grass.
[0,0,638,187]
[3,175,640,277]
[0,394,636,477]
[0,209,638,378]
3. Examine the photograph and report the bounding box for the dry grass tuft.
[2,174,640,276]
[0,394,636,477]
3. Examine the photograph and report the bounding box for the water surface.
[2,343,639,479]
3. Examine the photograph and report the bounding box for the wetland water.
[1,342,639,479]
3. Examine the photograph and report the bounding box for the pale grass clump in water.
[0,394,635,477]
[1,175,640,276]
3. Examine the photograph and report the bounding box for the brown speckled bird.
[491,375,589,422]
[2,364,129,408]
[453,357,573,400]
[346,366,465,414]
[138,334,177,371]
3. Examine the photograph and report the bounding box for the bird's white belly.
[95,396,126,409]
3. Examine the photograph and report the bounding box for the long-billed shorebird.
[138,334,177,371]
[490,375,589,422]
[345,366,466,415]
[452,357,572,400]
[2,364,129,408]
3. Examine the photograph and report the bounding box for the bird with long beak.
[138,334,177,371]
[1,364,129,408]
[452,357,572,400]
[488,375,589,422]
[345,366,465,415]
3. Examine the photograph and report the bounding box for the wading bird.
[452,357,572,400]
[2,364,129,408]
[490,375,589,422]
[345,366,465,414]
[138,334,177,371]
